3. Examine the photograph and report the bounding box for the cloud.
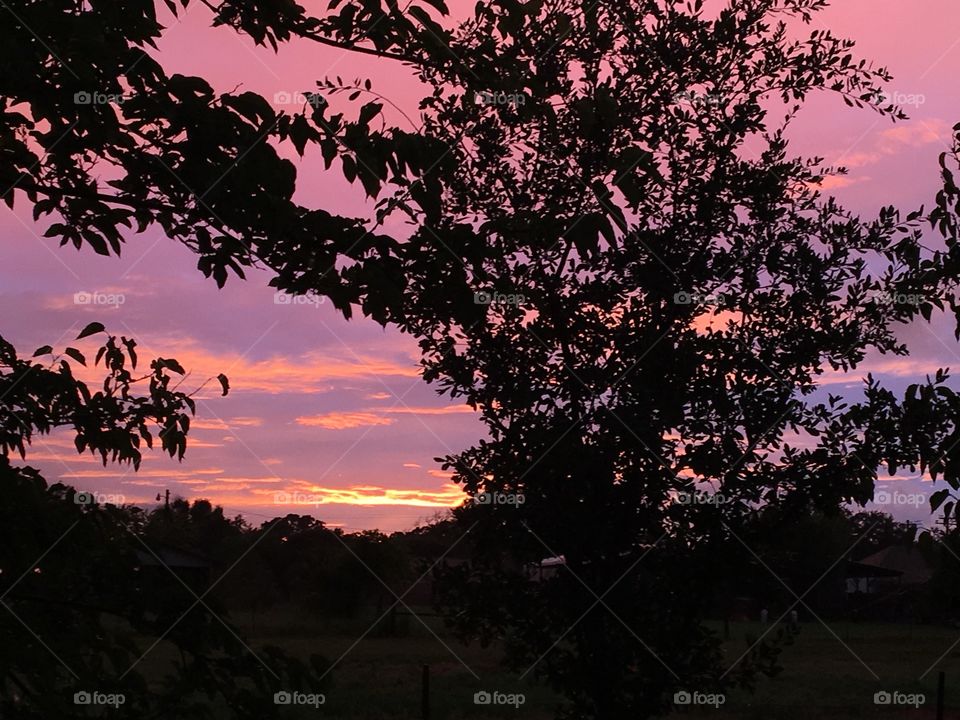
[206,477,284,484]
[192,417,263,430]
[258,481,466,508]
[40,286,135,312]
[59,467,225,479]
[817,356,945,385]
[876,472,932,483]
[382,405,475,415]
[60,335,419,396]
[815,175,866,191]
[22,452,115,464]
[835,118,950,169]
[295,411,396,430]
[160,476,285,493]
[183,346,419,393]
[295,404,476,430]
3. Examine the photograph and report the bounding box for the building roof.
[856,545,933,585]
[135,544,211,569]
[846,560,902,579]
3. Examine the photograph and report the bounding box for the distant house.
[526,556,566,582]
[525,548,656,583]
[845,545,933,621]
[845,560,902,594]
[846,545,933,593]
[135,543,212,591]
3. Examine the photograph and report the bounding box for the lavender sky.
[2,1,959,531]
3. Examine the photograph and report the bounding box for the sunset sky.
[3,0,959,531]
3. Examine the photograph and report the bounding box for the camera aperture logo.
[673,690,725,708]
[274,690,325,708]
[874,690,924,708]
[74,691,125,708]
[474,690,525,708]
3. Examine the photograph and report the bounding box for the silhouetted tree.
[848,510,918,559]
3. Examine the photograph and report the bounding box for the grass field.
[689,621,960,719]
[184,609,960,719]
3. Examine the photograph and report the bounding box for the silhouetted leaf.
[64,347,86,365]
[77,322,105,340]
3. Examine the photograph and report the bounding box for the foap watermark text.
[474,690,525,708]
[74,291,125,308]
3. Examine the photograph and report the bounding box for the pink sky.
[2,1,959,531]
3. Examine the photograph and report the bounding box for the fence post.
[937,670,945,720]
[422,664,430,720]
